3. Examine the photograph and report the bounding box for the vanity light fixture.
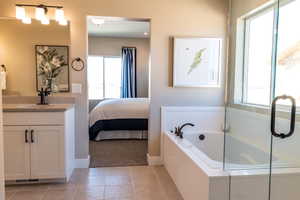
[59,18,68,26]
[55,9,64,21]
[15,4,67,26]
[22,16,32,24]
[41,16,50,25]
[15,6,25,20]
[35,7,45,21]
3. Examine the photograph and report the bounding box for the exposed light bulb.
[55,9,64,21]
[35,7,45,21]
[16,6,25,20]
[41,16,50,25]
[22,17,31,24]
[91,18,105,26]
[59,18,68,26]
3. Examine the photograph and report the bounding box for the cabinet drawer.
[4,112,65,126]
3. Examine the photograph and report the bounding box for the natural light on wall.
[88,56,122,100]
[236,0,300,106]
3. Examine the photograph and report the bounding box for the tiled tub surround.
[5,166,183,200]
[161,107,300,200]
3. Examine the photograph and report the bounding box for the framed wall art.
[173,37,222,87]
[36,45,70,92]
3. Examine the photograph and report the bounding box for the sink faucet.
[38,88,51,105]
[175,123,195,139]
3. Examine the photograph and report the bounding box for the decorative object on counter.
[37,87,51,105]
[0,64,7,90]
[172,37,222,88]
[15,4,67,25]
[71,57,85,71]
[36,45,70,92]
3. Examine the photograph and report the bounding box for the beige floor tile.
[88,168,106,177]
[104,185,134,199]
[73,177,106,188]
[4,166,182,200]
[153,166,184,200]
[102,167,131,176]
[105,175,131,186]
[5,191,15,200]
[75,186,105,200]
[131,173,158,186]
[10,191,46,200]
[43,189,76,200]
[47,182,77,191]
[130,166,154,176]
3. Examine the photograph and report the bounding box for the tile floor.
[5,166,183,200]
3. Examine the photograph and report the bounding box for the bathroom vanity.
[2,104,75,184]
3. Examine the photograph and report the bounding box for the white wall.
[88,36,150,97]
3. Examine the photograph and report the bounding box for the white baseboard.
[75,155,90,168]
[147,153,163,166]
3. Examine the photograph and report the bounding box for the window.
[88,56,122,99]
[237,0,300,106]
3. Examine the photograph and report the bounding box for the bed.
[89,98,149,140]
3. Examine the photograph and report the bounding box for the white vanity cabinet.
[3,105,75,183]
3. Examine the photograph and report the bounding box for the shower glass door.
[269,0,300,199]
[223,0,300,199]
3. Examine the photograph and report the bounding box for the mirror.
[0,18,70,96]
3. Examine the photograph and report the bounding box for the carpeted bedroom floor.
[89,140,148,168]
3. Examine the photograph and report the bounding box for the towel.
[0,71,6,90]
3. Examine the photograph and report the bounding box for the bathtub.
[163,131,300,200]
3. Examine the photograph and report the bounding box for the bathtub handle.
[271,95,296,139]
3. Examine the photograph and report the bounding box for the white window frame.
[88,55,122,100]
[234,1,292,110]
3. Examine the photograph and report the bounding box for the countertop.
[3,104,74,112]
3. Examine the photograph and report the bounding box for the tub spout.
[178,123,195,138]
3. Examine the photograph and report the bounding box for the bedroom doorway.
[87,16,150,168]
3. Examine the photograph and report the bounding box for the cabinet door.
[3,126,30,180]
[30,126,65,179]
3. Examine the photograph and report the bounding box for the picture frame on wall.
[172,37,222,88]
[35,45,70,92]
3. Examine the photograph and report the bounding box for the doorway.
[87,16,151,168]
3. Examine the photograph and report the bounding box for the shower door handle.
[271,95,296,139]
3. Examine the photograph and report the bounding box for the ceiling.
[87,16,150,38]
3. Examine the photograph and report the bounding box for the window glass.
[104,57,122,98]
[275,0,300,105]
[88,56,103,100]
[243,8,274,105]
[88,56,122,99]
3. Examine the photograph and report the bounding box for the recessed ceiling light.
[91,18,105,26]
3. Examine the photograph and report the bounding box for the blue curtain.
[121,47,137,98]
